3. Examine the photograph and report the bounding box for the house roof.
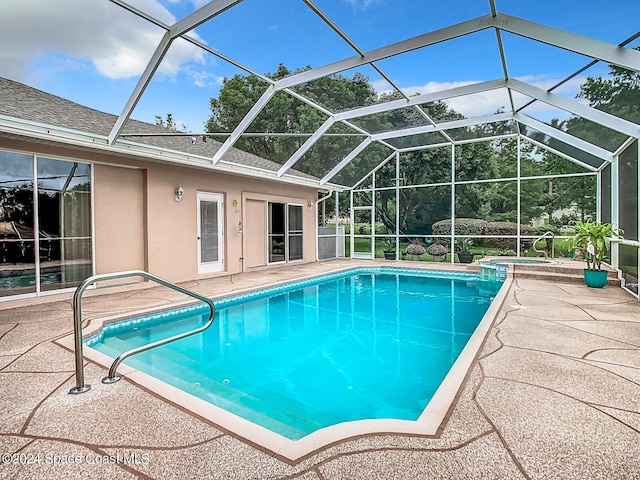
[0,77,322,186]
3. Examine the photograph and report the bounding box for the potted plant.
[406,242,426,261]
[570,221,623,288]
[427,243,447,262]
[382,238,396,260]
[456,238,475,264]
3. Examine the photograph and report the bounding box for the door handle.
[197,236,201,240]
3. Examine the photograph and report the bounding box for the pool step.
[509,263,621,287]
[512,269,621,286]
[93,338,343,439]
[470,259,622,287]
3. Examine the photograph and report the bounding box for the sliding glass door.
[288,204,303,261]
[268,202,286,263]
[268,202,303,264]
[0,151,92,297]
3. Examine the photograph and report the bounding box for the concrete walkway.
[1,259,639,479]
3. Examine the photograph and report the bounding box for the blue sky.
[0,0,639,133]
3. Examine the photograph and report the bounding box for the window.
[0,151,92,297]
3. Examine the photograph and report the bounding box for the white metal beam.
[351,151,396,189]
[108,0,242,144]
[320,138,373,185]
[277,117,335,176]
[108,32,172,144]
[108,0,167,28]
[525,137,598,172]
[397,142,454,153]
[275,14,495,90]
[334,79,507,121]
[211,85,277,164]
[170,0,240,37]
[496,13,640,72]
[371,113,513,141]
[508,79,640,137]
[612,135,638,157]
[515,113,613,163]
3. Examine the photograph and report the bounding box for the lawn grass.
[327,223,577,261]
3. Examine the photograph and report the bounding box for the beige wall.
[244,199,266,268]
[93,164,146,274]
[0,136,322,287]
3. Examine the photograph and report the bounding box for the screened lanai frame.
[31,0,640,296]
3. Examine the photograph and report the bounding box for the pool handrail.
[532,231,555,259]
[69,270,215,394]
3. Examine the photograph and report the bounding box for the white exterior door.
[197,192,224,273]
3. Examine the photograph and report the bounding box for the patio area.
[1,259,639,479]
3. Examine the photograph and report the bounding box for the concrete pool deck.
[1,259,639,479]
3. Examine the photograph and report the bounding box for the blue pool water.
[87,268,502,439]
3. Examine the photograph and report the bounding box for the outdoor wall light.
[307,201,314,211]
[175,185,185,202]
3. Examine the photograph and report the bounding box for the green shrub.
[484,222,535,249]
[431,218,487,245]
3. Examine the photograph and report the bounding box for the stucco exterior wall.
[93,164,146,274]
[140,162,319,281]
[0,136,322,288]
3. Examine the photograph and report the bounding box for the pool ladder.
[532,231,555,259]
[69,270,215,395]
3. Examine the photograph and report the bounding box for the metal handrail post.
[69,270,215,394]
[69,279,92,394]
[532,231,555,259]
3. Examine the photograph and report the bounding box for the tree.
[577,51,640,124]
[206,64,379,181]
[541,55,640,224]
[154,113,187,132]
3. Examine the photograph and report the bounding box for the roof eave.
[0,115,343,192]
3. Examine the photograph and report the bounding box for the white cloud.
[344,0,385,11]
[184,66,224,88]
[0,0,206,83]
[373,75,587,118]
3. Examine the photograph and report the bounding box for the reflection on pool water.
[0,264,93,297]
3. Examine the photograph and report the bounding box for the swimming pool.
[84,267,506,456]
